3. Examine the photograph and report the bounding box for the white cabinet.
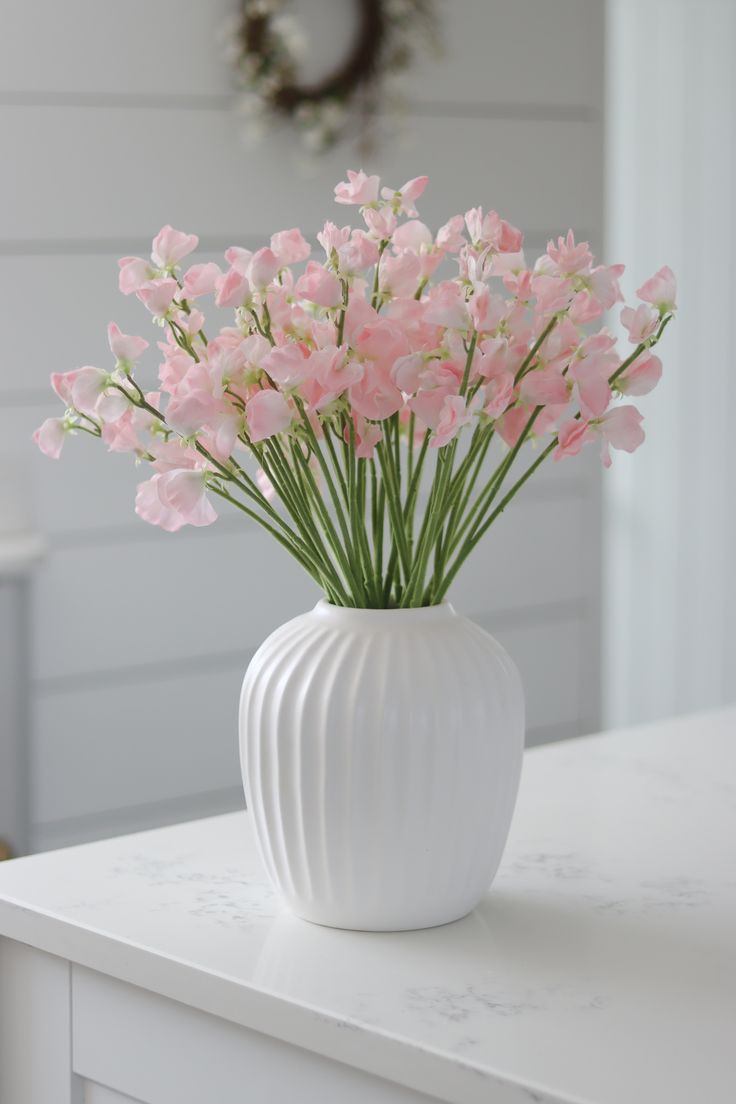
[1,710,734,1104]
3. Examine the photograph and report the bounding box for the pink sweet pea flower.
[345,414,383,459]
[337,230,380,274]
[362,207,397,241]
[263,342,310,388]
[531,273,575,314]
[380,252,421,298]
[270,228,311,265]
[166,391,222,437]
[118,256,155,295]
[309,346,363,409]
[617,352,662,396]
[431,393,481,449]
[587,264,625,310]
[568,350,616,419]
[350,362,404,421]
[435,215,466,253]
[182,262,222,300]
[637,265,677,313]
[554,418,594,461]
[150,225,199,269]
[334,169,381,206]
[546,231,593,275]
[423,282,470,329]
[215,267,251,309]
[50,369,81,405]
[392,352,425,394]
[224,246,253,274]
[483,370,515,419]
[33,417,67,459]
[597,405,645,466]
[554,405,645,466]
[102,408,142,454]
[295,262,342,308]
[71,366,129,421]
[317,221,351,254]
[381,176,428,217]
[248,247,280,289]
[620,303,659,345]
[246,389,292,442]
[469,288,506,333]
[520,364,569,407]
[107,323,148,367]
[137,278,178,318]
[135,468,216,531]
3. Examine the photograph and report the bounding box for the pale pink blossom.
[71,366,128,420]
[588,264,625,310]
[637,265,677,312]
[50,369,81,405]
[182,262,222,300]
[224,246,253,274]
[309,346,363,409]
[423,282,470,329]
[136,468,216,531]
[465,208,522,252]
[392,352,425,394]
[380,252,421,298]
[520,365,569,407]
[436,215,466,253]
[334,170,380,206]
[248,247,280,289]
[620,303,659,345]
[151,226,198,269]
[345,414,383,459]
[102,409,142,453]
[362,207,397,240]
[469,288,506,333]
[381,176,428,216]
[337,231,380,274]
[617,352,662,396]
[215,267,251,309]
[295,262,342,308]
[33,417,67,458]
[107,322,148,366]
[166,390,222,437]
[531,274,575,314]
[263,342,310,388]
[431,394,481,449]
[597,405,645,466]
[270,228,311,265]
[118,256,155,295]
[246,389,292,441]
[553,418,594,461]
[137,278,178,318]
[317,221,351,254]
[546,231,593,275]
[483,371,515,418]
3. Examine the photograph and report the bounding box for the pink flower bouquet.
[35,170,676,608]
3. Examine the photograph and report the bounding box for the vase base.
[285,901,479,933]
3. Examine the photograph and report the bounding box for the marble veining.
[0,705,735,1104]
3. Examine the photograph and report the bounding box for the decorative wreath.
[234,0,437,151]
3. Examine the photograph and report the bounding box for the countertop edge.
[0,896,585,1104]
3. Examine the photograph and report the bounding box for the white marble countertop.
[1,708,735,1104]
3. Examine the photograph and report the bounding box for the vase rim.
[314,599,457,623]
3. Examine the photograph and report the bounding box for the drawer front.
[72,967,443,1104]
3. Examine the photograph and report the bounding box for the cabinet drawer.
[72,967,442,1104]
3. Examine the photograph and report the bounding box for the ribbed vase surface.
[239,600,524,931]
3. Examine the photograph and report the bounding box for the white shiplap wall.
[0,0,605,851]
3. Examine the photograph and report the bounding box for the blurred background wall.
[3,0,606,854]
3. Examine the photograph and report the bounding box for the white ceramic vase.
[239,600,524,931]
